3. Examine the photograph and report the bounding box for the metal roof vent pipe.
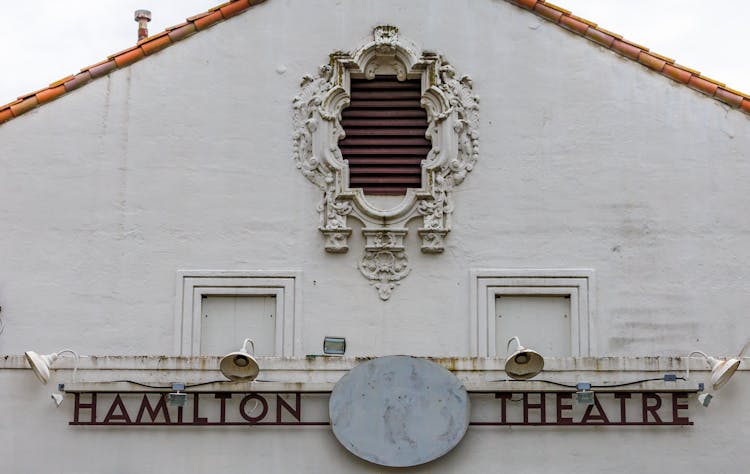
[134,9,152,42]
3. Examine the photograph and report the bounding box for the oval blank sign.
[329,356,470,467]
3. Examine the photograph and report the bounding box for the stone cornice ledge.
[0,355,746,372]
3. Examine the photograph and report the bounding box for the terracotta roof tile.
[1,0,748,126]
[140,35,172,56]
[49,75,75,88]
[0,108,12,124]
[36,85,66,104]
[569,14,596,28]
[534,3,565,22]
[10,96,38,116]
[715,88,744,108]
[506,0,750,116]
[663,64,693,84]
[515,0,538,9]
[88,60,118,79]
[646,51,675,64]
[688,76,719,96]
[220,0,252,18]
[638,53,667,72]
[612,39,641,60]
[114,48,145,68]
[63,72,92,92]
[193,10,224,30]
[559,15,589,34]
[585,27,616,47]
[542,2,571,15]
[0,0,266,125]
[168,23,198,42]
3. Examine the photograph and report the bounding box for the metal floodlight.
[575,382,594,405]
[323,337,346,355]
[697,393,713,408]
[504,336,544,380]
[686,350,741,391]
[24,349,79,385]
[51,393,64,407]
[219,338,260,382]
[168,383,187,407]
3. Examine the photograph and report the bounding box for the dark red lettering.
[239,394,268,423]
[556,393,573,424]
[276,394,301,422]
[672,393,690,425]
[135,394,171,424]
[523,393,546,424]
[641,394,663,423]
[73,393,97,424]
[103,394,132,424]
[580,395,610,424]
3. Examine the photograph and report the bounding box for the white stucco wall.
[0,0,748,364]
[2,1,750,472]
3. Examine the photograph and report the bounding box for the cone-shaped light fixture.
[219,338,260,382]
[24,349,79,385]
[687,350,741,391]
[504,336,544,380]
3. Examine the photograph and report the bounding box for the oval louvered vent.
[339,77,430,195]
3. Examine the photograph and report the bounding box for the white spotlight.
[24,349,79,385]
[51,393,64,407]
[687,350,741,391]
[504,336,544,380]
[219,338,260,382]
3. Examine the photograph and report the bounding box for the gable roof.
[1,0,749,126]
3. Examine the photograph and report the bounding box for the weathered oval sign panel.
[329,355,470,467]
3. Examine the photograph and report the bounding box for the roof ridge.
[0,0,267,125]
[1,0,749,126]
[508,0,750,113]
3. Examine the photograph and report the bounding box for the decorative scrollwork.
[293,26,479,299]
[359,250,410,300]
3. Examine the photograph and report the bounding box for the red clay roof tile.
[688,76,719,95]
[0,108,13,124]
[534,3,564,22]
[36,85,66,104]
[193,10,224,30]
[638,53,667,72]
[63,72,92,92]
[140,35,172,56]
[10,96,38,116]
[612,39,641,60]
[168,23,198,42]
[88,60,117,79]
[1,0,748,126]
[114,48,145,68]
[559,15,589,34]
[49,75,75,88]
[585,27,616,47]
[715,88,744,108]
[662,64,693,84]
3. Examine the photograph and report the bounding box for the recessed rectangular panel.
[495,295,571,357]
[200,295,276,356]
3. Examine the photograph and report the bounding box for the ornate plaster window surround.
[174,271,301,356]
[470,269,596,357]
[293,26,479,300]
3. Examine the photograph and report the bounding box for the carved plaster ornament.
[292,26,479,300]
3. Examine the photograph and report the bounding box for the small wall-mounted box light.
[168,383,187,407]
[323,337,346,355]
[576,382,594,405]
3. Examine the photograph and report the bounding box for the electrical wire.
[486,376,686,388]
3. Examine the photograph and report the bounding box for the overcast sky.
[1,1,748,104]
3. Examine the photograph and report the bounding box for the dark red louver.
[339,77,430,195]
